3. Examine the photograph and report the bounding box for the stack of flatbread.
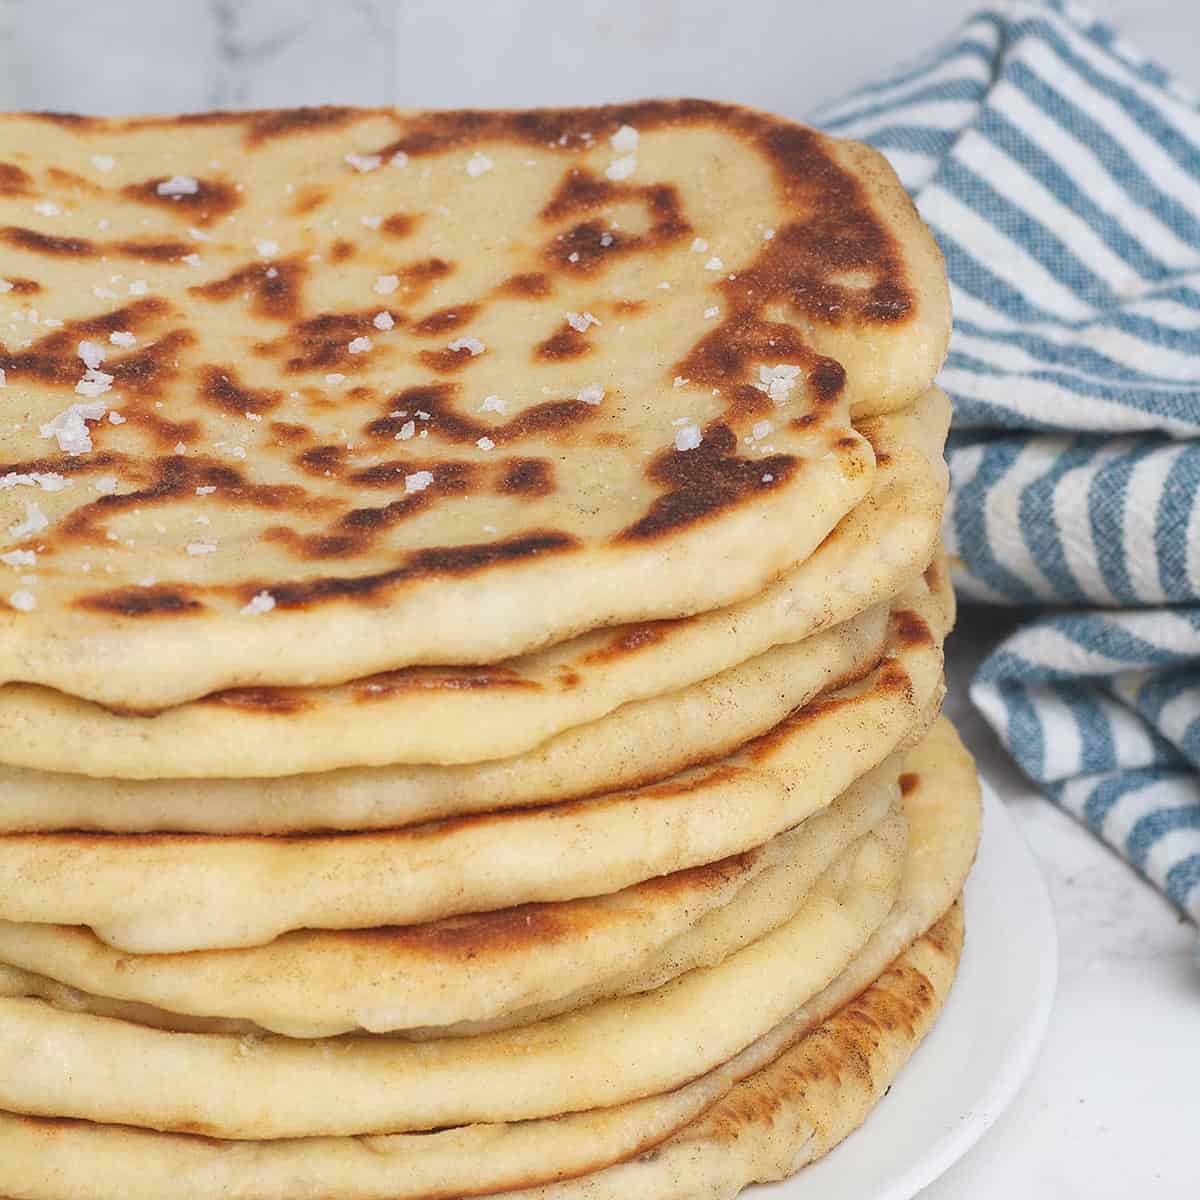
[0,100,980,1199]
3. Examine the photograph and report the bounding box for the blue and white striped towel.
[814,1,1200,923]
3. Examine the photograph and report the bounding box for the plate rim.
[758,777,1059,1199]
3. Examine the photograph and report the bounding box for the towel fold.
[815,0,1200,922]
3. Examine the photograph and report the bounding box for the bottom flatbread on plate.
[0,719,979,1199]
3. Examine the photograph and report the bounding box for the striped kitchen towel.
[814,0,1200,922]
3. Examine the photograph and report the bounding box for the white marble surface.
[0,1,1197,1195]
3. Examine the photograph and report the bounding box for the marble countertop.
[1,1,1196,1194]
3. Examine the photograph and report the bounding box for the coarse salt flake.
[757,363,803,404]
[93,476,118,495]
[600,232,614,247]
[255,240,278,257]
[610,124,639,153]
[344,153,382,173]
[752,420,773,439]
[241,591,276,616]
[690,238,709,253]
[762,473,775,483]
[605,155,636,181]
[0,472,66,493]
[704,306,719,319]
[8,590,35,613]
[674,423,703,452]
[395,419,416,441]
[390,151,409,169]
[360,215,383,230]
[374,274,399,295]
[195,486,216,495]
[180,253,202,267]
[33,201,60,217]
[41,400,107,453]
[466,152,494,177]
[325,373,346,385]
[9,500,48,539]
[0,368,5,388]
[448,336,485,356]
[576,383,604,406]
[672,376,689,389]
[405,470,434,494]
[109,331,136,347]
[476,436,495,451]
[186,542,217,556]
[566,311,601,332]
[156,175,199,197]
[78,340,105,369]
[107,411,125,424]
[348,336,372,354]
[704,257,724,271]
[75,370,113,399]
[0,550,36,568]
[91,154,115,172]
[373,311,394,331]
[479,394,506,414]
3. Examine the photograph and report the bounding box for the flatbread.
[0,390,949,779]
[0,771,899,1038]
[508,903,966,1200]
[0,717,977,1199]
[0,823,903,1139]
[0,564,949,954]
[0,102,948,710]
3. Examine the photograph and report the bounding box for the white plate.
[763,781,1058,1200]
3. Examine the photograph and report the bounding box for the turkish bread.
[0,102,948,710]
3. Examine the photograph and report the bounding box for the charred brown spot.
[204,687,310,715]
[198,366,282,416]
[542,173,690,274]
[114,239,193,262]
[109,329,195,401]
[245,105,357,146]
[893,609,932,646]
[381,212,418,238]
[367,389,600,447]
[352,665,540,700]
[0,162,32,195]
[499,457,554,497]
[4,276,40,294]
[291,185,329,216]
[898,772,920,797]
[296,445,346,475]
[621,423,798,542]
[2,225,94,256]
[0,300,172,388]
[191,259,307,321]
[122,176,240,225]
[77,586,203,617]
[499,272,551,298]
[613,299,646,315]
[329,238,356,263]
[270,421,310,444]
[923,559,942,590]
[45,167,101,194]
[419,346,479,372]
[262,531,578,605]
[535,325,591,360]
[412,304,478,337]
[582,622,674,665]
[811,358,847,403]
[268,309,381,373]
[540,168,618,221]
[674,313,815,404]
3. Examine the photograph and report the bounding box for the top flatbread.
[0,101,948,707]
